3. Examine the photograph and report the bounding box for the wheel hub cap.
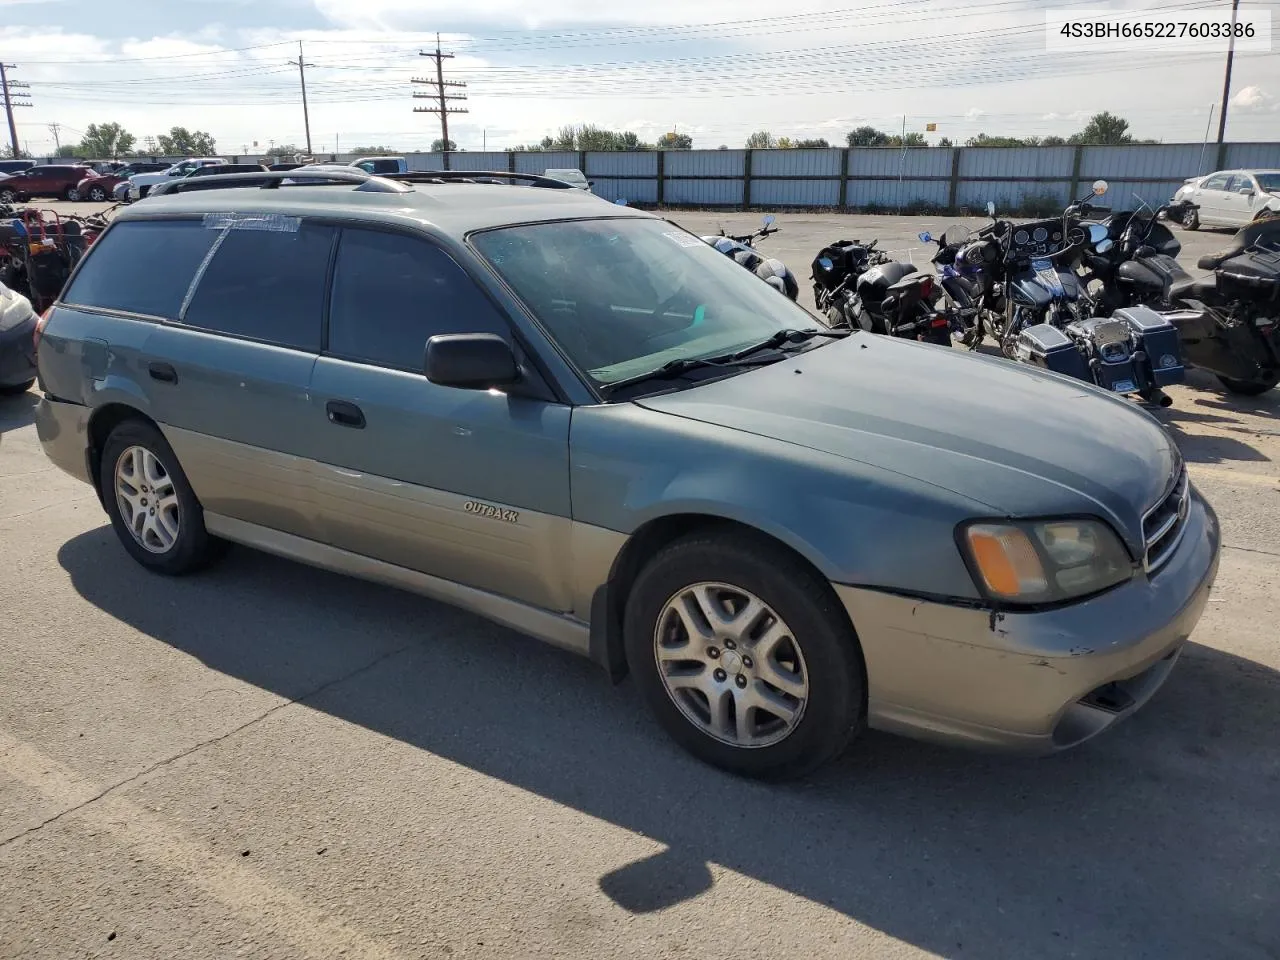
[114,445,180,554]
[653,581,809,749]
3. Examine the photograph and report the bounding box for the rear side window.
[327,228,510,369]
[61,220,217,318]
[1203,174,1230,190]
[183,221,336,351]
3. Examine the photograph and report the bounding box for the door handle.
[148,362,178,383]
[325,400,365,429]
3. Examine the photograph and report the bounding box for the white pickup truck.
[128,158,226,200]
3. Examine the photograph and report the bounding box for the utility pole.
[1215,0,1240,144]
[48,122,61,153]
[288,41,315,155]
[0,64,32,159]
[413,34,467,170]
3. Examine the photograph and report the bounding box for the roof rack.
[388,171,574,189]
[163,169,411,196]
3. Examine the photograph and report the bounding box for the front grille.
[1143,464,1190,574]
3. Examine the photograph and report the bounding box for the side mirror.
[986,201,996,217]
[588,180,595,187]
[424,333,520,390]
[1238,187,1254,196]
[1092,179,1109,196]
[917,231,933,243]
[762,214,776,227]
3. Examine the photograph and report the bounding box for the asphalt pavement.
[1,203,1278,960]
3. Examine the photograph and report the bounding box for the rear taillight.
[33,306,51,351]
[919,276,934,297]
[931,315,949,328]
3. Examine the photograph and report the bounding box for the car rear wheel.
[64,186,79,201]
[624,530,865,779]
[100,420,223,575]
[88,185,107,202]
[0,188,14,204]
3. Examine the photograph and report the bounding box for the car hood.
[635,335,1179,550]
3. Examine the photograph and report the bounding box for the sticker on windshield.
[663,231,703,248]
[202,212,301,233]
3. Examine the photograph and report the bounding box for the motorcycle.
[918,220,1003,349]
[0,205,112,312]
[810,237,952,344]
[1084,198,1280,395]
[701,214,800,300]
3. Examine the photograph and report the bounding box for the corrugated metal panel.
[406,153,444,171]
[513,151,579,173]
[959,147,1074,178]
[664,179,743,206]
[665,150,745,177]
[848,148,952,178]
[845,179,949,209]
[592,178,658,204]
[750,179,840,206]
[1079,144,1201,179]
[585,152,658,176]
[751,149,842,177]
[447,152,511,172]
[956,179,1071,211]
[1224,143,1280,170]
[1119,180,1187,210]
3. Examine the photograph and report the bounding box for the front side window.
[471,217,817,385]
[182,220,336,351]
[327,228,510,369]
[1203,174,1230,191]
[1256,173,1280,193]
[61,220,218,318]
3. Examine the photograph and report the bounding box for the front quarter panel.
[570,402,989,600]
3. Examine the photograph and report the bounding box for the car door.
[304,225,575,612]
[1193,172,1232,224]
[23,167,54,196]
[1219,174,1255,227]
[138,215,338,542]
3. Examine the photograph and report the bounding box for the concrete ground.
[1,203,1278,960]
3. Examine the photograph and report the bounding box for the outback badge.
[464,500,519,523]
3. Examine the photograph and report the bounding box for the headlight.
[959,518,1134,604]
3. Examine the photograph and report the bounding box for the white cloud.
[1230,85,1276,114]
[964,107,986,121]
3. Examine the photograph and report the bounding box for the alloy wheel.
[653,581,809,748]
[114,445,181,554]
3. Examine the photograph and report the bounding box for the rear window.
[61,220,218,318]
[182,220,336,351]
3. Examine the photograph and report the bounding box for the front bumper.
[836,489,1220,753]
[0,314,37,387]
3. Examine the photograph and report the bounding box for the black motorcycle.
[1084,201,1280,396]
[702,215,800,300]
[811,238,951,344]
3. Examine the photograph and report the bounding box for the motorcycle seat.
[1197,217,1280,269]
[1170,274,1216,300]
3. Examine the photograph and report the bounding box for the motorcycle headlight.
[959,518,1134,604]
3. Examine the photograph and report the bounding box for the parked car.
[1172,169,1280,229]
[34,178,1219,779]
[544,168,594,191]
[0,164,94,202]
[148,163,269,197]
[0,278,37,395]
[128,158,226,200]
[0,160,35,175]
[349,156,407,175]
[75,161,171,202]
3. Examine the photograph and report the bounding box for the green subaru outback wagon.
[34,170,1219,778]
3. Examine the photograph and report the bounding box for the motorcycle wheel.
[1217,373,1279,396]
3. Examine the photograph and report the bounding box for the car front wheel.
[100,420,222,575]
[88,185,107,202]
[1182,207,1200,230]
[64,186,79,201]
[624,530,865,779]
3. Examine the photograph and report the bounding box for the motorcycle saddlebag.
[1015,323,1090,383]
[1114,305,1185,387]
[1217,249,1280,303]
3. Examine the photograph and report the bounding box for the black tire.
[1183,208,1200,230]
[623,529,865,780]
[0,189,14,204]
[138,185,150,199]
[99,419,222,575]
[1217,373,1279,396]
[0,378,34,396]
[1251,208,1280,224]
[63,186,79,201]
[88,185,107,202]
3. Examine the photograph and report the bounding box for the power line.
[413,34,468,168]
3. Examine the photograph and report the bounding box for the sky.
[2,0,1278,156]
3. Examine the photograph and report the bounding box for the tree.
[430,138,458,152]
[348,144,397,154]
[78,122,136,159]
[656,131,692,150]
[1068,111,1132,145]
[937,137,954,148]
[793,138,831,149]
[745,130,777,149]
[55,144,82,158]
[156,127,216,156]
[966,132,1029,147]
[265,143,300,158]
[886,132,927,147]
[846,126,890,147]
[1041,135,1067,147]
[776,136,795,149]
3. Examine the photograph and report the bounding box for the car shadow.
[57,529,1280,958]
[0,387,37,435]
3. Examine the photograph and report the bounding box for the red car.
[0,164,94,202]
[72,160,170,202]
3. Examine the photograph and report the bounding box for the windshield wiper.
[598,328,847,398]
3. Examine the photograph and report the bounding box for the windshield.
[1257,173,1280,193]
[471,217,821,386]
